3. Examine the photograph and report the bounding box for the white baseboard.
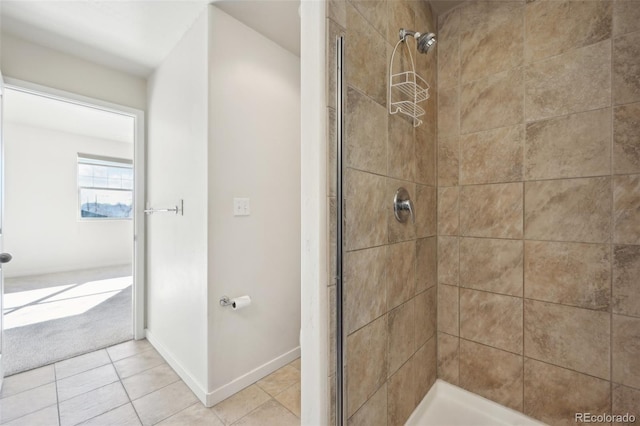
[205,346,301,407]
[145,329,300,408]
[145,329,208,405]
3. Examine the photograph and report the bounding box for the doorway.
[1,80,145,375]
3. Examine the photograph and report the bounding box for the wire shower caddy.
[388,33,431,127]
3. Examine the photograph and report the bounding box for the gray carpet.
[3,265,133,376]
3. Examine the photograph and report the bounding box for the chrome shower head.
[398,28,437,54]
[416,32,437,54]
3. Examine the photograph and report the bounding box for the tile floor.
[0,340,301,426]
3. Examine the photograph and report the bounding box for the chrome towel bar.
[144,199,184,216]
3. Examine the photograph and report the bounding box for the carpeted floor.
[3,265,133,376]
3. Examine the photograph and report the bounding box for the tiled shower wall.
[325,0,438,424]
[436,1,640,424]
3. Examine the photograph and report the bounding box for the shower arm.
[399,28,421,41]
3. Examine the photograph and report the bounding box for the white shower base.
[406,380,547,426]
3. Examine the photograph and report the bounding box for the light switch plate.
[233,198,250,216]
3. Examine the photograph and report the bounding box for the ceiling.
[0,0,301,78]
[3,88,135,144]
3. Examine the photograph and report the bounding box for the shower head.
[416,32,437,54]
[399,28,437,54]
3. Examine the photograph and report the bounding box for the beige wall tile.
[416,237,437,292]
[613,31,640,106]
[525,40,611,122]
[524,300,610,379]
[416,184,436,238]
[614,174,640,245]
[460,289,523,354]
[460,182,523,239]
[346,315,388,417]
[524,358,611,426]
[460,67,523,134]
[613,384,640,424]
[346,3,387,106]
[437,333,459,385]
[346,86,388,175]
[327,108,337,197]
[414,337,437,404]
[388,300,416,377]
[437,136,459,186]
[461,125,524,185]
[415,287,437,348]
[388,180,417,243]
[612,314,640,389]
[387,0,414,46]
[388,114,415,181]
[345,169,388,250]
[345,246,387,334]
[437,284,459,336]
[350,0,387,39]
[460,238,523,296]
[613,0,640,36]
[614,102,640,174]
[524,177,611,243]
[525,0,611,62]
[327,0,347,28]
[459,1,524,83]
[438,186,459,236]
[347,383,386,426]
[438,87,459,139]
[387,355,416,426]
[329,286,337,377]
[437,236,458,286]
[416,124,436,186]
[328,198,337,283]
[524,241,611,310]
[613,245,640,317]
[525,108,611,180]
[437,9,460,90]
[386,241,416,310]
[459,339,523,411]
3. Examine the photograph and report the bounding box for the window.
[78,154,133,219]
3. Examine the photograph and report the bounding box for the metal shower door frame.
[335,35,346,426]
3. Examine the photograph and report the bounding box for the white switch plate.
[233,198,250,216]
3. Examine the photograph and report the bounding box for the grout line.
[54,362,61,426]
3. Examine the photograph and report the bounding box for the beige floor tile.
[122,364,180,400]
[288,358,301,371]
[231,400,299,426]
[274,383,300,418]
[106,340,153,363]
[79,404,141,426]
[256,366,300,397]
[156,403,223,426]
[58,382,129,426]
[0,366,55,399]
[0,383,57,424]
[55,350,111,380]
[57,365,119,402]
[2,404,59,426]
[211,385,271,425]
[132,380,198,426]
[113,349,164,379]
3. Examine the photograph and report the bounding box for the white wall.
[207,6,301,396]
[0,33,146,111]
[145,10,209,399]
[3,123,132,277]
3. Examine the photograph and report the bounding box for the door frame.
[3,78,146,339]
